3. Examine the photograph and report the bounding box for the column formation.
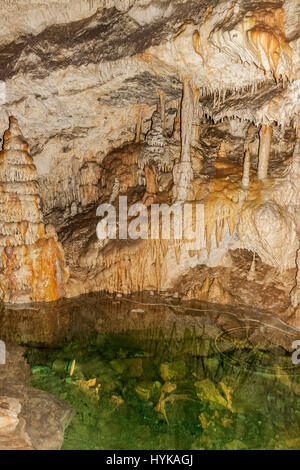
[173,78,194,202]
[257,124,273,180]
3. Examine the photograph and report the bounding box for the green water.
[25,325,300,450]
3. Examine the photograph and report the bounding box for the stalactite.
[257,124,273,180]
[247,8,293,80]
[138,106,168,173]
[181,79,194,164]
[109,177,120,204]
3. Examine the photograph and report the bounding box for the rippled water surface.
[15,293,300,450]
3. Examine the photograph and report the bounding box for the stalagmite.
[247,252,256,280]
[109,177,120,204]
[142,164,159,206]
[138,104,172,204]
[138,106,166,173]
[242,148,251,187]
[0,117,68,303]
[173,78,194,202]
[257,124,273,180]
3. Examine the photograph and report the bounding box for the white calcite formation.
[173,79,194,202]
[0,0,297,217]
[238,201,298,272]
[242,149,251,188]
[257,124,273,180]
[0,117,44,248]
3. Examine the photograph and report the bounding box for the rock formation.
[1,0,300,453]
[173,78,194,202]
[242,149,251,188]
[257,124,273,180]
[0,117,68,303]
[0,344,73,450]
[0,0,298,329]
[138,104,170,204]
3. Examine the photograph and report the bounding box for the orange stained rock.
[192,85,200,107]
[193,5,214,64]
[32,237,67,302]
[1,242,18,301]
[193,30,205,65]
[144,164,159,195]
[137,51,154,64]
[217,140,227,159]
[247,8,292,79]
[0,117,68,303]
[2,130,11,148]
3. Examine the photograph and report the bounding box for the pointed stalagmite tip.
[8,116,19,129]
[8,116,20,131]
[3,116,28,152]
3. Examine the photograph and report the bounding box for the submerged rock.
[194,379,228,409]
[0,344,74,450]
[159,360,187,382]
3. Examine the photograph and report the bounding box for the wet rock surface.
[0,344,74,450]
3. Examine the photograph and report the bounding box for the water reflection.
[3,292,299,450]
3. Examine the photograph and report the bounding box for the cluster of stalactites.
[0,116,44,247]
[194,6,293,82]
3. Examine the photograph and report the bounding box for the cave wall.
[0,0,299,325]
